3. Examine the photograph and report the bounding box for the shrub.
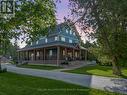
[2,68,7,72]
[119,59,127,67]
[10,61,15,64]
[0,68,7,73]
[22,62,28,65]
[87,52,97,61]
[97,59,127,67]
[10,60,18,65]
[61,61,69,65]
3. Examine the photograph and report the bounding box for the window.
[70,30,72,34]
[31,53,34,60]
[68,52,72,57]
[49,50,53,56]
[63,50,65,56]
[73,32,75,36]
[55,36,58,41]
[36,41,38,44]
[45,38,47,43]
[66,29,68,33]
[75,52,78,57]
[61,37,65,42]
[37,52,39,56]
[69,39,72,43]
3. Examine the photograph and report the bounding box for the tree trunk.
[112,56,122,76]
[101,28,122,76]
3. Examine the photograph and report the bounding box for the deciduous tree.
[69,0,127,75]
[0,0,56,69]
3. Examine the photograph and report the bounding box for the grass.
[0,72,121,95]
[17,64,62,70]
[64,65,127,78]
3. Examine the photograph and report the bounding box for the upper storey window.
[45,38,47,43]
[55,36,58,41]
[73,32,76,36]
[66,29,69,34]
[61,37,65,42]
[36,41,38,44]
[69,39,72,43]
[31,42,32,46]
[70,29,72,35]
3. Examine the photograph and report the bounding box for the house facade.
[18,23,87,65]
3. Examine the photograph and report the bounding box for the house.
[18,22,87,65]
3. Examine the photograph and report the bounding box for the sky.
[16,0,88,48]
[17,0,71,48]
[55,0,71,23]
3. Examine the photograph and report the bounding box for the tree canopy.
[69,0,127,75]
[0,0,56,43]
[0,0,56,55]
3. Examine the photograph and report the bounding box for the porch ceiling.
[18,42,87,51]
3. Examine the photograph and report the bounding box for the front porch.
[18,46,87,65]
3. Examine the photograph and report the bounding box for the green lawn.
[17,64,62,70]
[0,72,120,95]
[64,65,127,78]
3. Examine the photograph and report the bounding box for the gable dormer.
[57,23,80,44]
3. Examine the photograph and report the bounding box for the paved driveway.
[2,64,127,94]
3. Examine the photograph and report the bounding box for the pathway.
[2,64,127,94]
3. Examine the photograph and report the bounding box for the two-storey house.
[18,22,87,65]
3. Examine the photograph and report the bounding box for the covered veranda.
[18,44,87,65]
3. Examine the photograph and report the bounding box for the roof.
[65,21,81,39]
[18,41,87,51]
[42,22,81,39]
[80,46,87,50]
[18,22,87,51]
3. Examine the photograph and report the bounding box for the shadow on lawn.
[82,65,127,78]
[120,75,127,79]
[104,78,127,94]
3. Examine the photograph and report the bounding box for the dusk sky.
[18,0,71,48]
[55,0,70,23]
[17,0,87,48]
